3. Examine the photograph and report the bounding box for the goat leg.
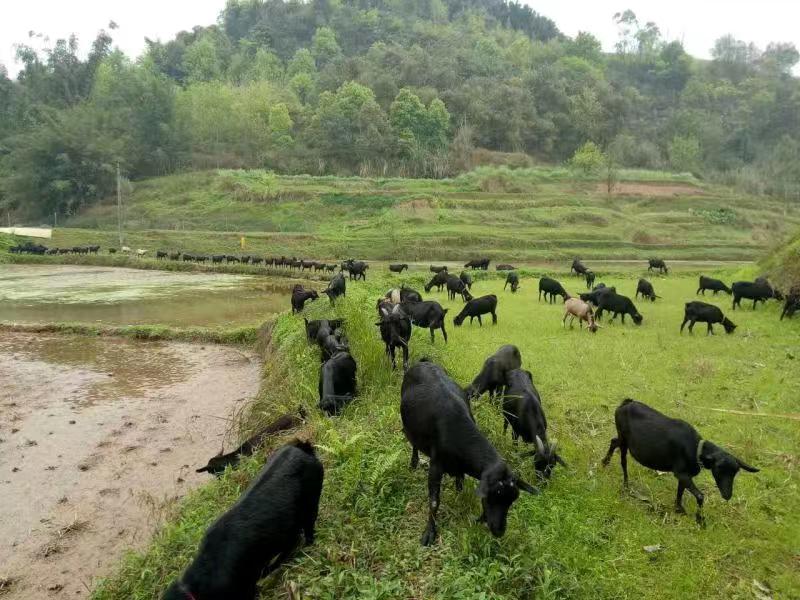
[421,464,444,546]
[410,447,419,470]
[601,437,619,467]
[620,445,629,486]
[675,479,687,515]
[685,478,705,525]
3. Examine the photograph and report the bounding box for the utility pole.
[116,162,123,248]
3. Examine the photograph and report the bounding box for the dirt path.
[0,333,261,599]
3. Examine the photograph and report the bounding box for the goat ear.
[515,478,540,495]
[736,458,759,473]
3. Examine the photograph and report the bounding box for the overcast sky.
[2,1,799,76]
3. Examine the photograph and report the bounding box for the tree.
[311,27,342,68]
[569,141,605,175]
[668,135,701,173]
[711,35,759,83]
[269,103,294,147]
[309,81,391,168]
[287,48,316,77]
[183,34,225,83]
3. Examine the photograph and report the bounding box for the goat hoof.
[675,506,686,515]
[695,514,705,527]
[420,529,437,546]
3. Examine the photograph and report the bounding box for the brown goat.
[563,298,599,333]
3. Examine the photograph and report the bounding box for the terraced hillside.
[58,168,800,262]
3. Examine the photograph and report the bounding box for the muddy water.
[0,265,296,327]
[0,332,262,599]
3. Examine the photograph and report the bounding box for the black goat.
[430,265,448,273]
[323,273,346,304]
[464,258,490,270]
[502,369,565,478]
[648,258,669,274]
[571,259,588,276]
[595,291,643,325]
[400,300,449,343]
[732,280,774,310]
[579,285,616,307]
[164,440,323,600]
[635,278,658,302]
[697,276,732,296]
[196,408,307,475]
[780,286,800,320]
[446,274,473,301]
[681,301,736,335]
[400,285,423,303]
[585,270,596,289]
[424,271,449,293]
[346,260,369,281]
[602,399,758,523]
[538,277,569,303]
[459,271,473,290]
[304,318,344,342]
[318,351,357,416]
[496,264,516,271]
[376,305,412,371]
[454,294,498,326]
[291,285,319,313]
[504,272,519,293]
[400,361,537,545]
[389,263,409,273]
[466,344,521,401]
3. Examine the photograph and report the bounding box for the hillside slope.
[60,168,799,261]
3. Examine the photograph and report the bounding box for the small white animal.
[136,249,147,257]
[121,246,132,253]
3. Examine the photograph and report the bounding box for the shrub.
[569,142,605,175]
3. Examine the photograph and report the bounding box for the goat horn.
[535,435,546,455]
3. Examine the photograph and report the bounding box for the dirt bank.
[0,333,262,599]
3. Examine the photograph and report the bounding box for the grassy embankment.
[0,321,261,345]
[92,266,800,600]
[40,167,800,262]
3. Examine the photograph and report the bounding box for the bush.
[668,135,701,174]
[569,142,605,175]
[689,207,737,225]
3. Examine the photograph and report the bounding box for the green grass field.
[92,267,800,600]
[53,167,800,262]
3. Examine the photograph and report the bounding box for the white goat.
[563,297,599,333]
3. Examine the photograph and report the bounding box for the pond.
[0,264,296,328]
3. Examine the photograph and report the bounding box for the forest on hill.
[1,0,800,220]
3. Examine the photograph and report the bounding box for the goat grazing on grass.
[562,297,599,332]
[502,369,566,478]
[466,344,521,401]
[165,440,323,600]
[602,399,758,524]
[401,361,537,545]
[680,302,736,335]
